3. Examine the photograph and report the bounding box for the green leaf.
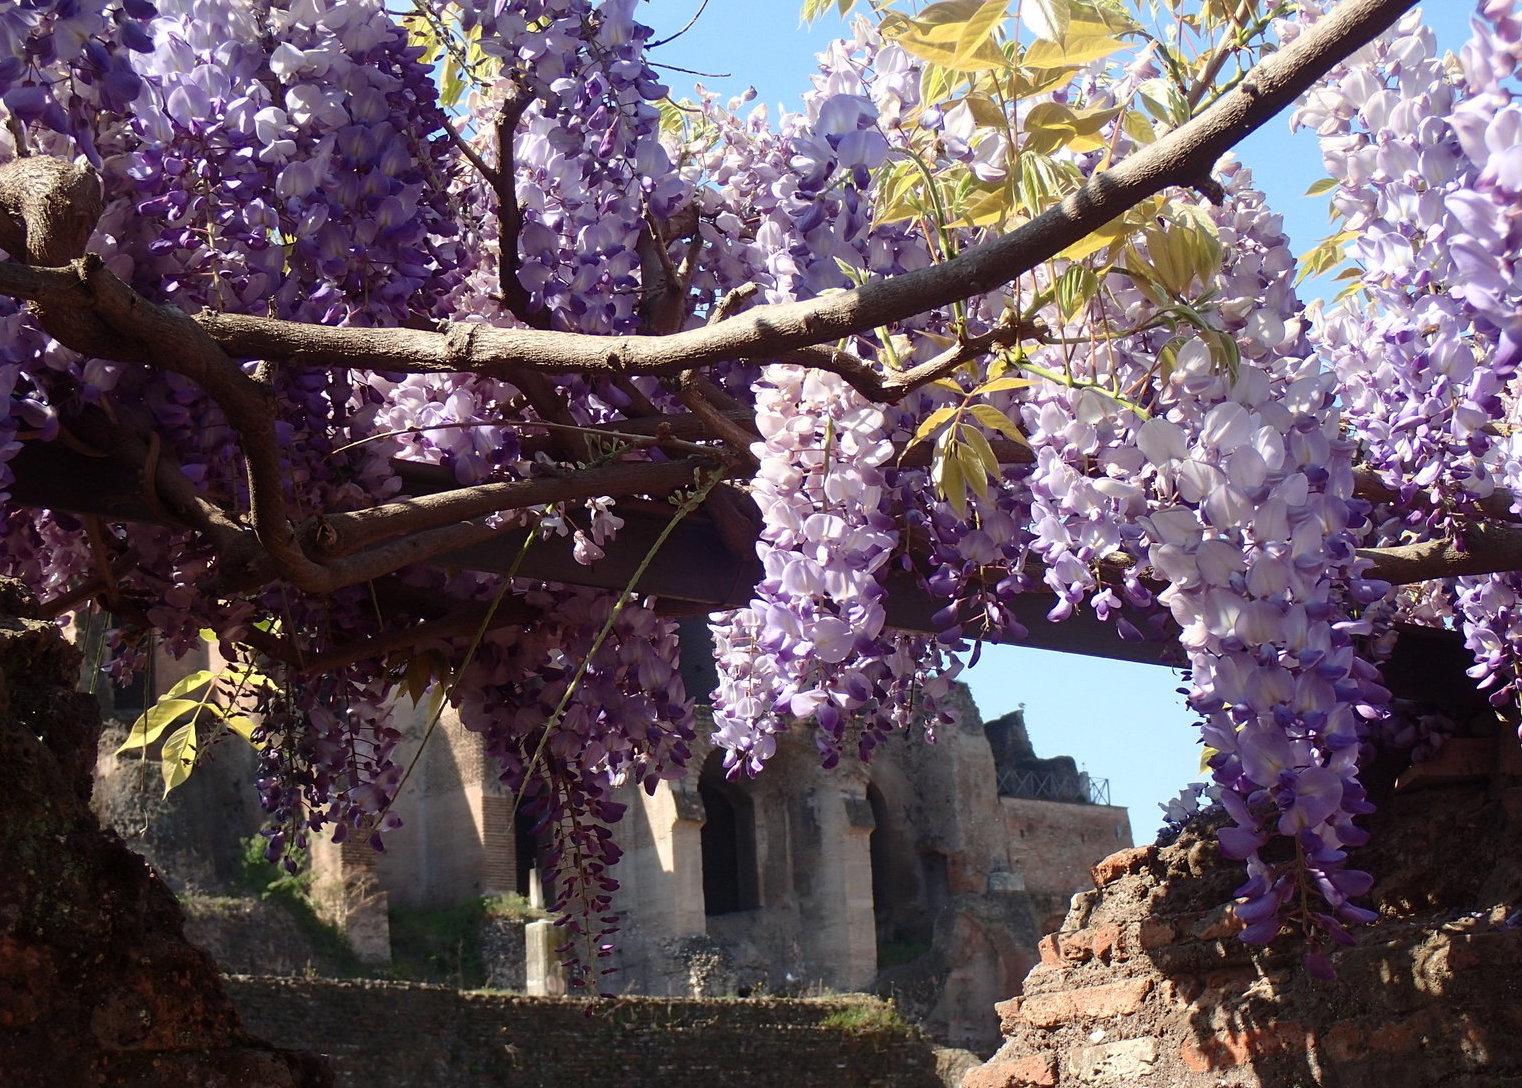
[968,403,1030,446]
[117,698,202,754]
[1305,177,1337,197]
[908,405,960,448]
[160,669,216,701]
[160,720,198,796]
[1054,264,1101,322]
[223,716,259,744]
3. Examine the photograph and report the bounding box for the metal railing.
[997,768,1111,806]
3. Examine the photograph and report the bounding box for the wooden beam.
[5,442,1491,689]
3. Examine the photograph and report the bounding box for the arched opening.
[868,781,933,967]
[699,752,758,915]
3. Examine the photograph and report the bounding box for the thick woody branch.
[492,83,549,330]
[293,598,539,675]
[309,455,718,558]
[1359,524,1522,586]
[0,1,1416,402]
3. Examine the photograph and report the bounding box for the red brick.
[1037,933,1062,966]
[1326,1010,1439,1062]
[961,1054,1057,1088]
[1061,924,1122,964]
[1179,1021,1310,1072]
[1090,845,1156,887]
[1020,978,1152,1028]
[995,997,1023,1036]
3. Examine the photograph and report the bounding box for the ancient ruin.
[91,625,1130,1050]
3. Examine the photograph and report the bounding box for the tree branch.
[292,597,539,675]
[1359,524,1522,586]
[308,455,718,558]
[492,82,548,330]
[0,1,1417,404]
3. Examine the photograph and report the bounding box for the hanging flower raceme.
[712,364,960,776]
[1304,4,1522,734]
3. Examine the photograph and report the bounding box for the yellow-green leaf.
[1021,0,1070,40]
[440,54,464,109]
[117,697,201,754]
[1296,229,1357,285]
[968,403,1030,446]
[160,720,198,796]
[932,441,970,518]
[885,2,1008,73]
[1305,177,1338,197]
[224,715,259,745]
[963,93,1009,130]
[1024,31,1125,70]
[909,405,960,449]
[1054,264,1101,321]
[161,669,216,701]
[1058,214,1129,261]
[958,184,1013,228]
[956,433,990,499]
[223,663,275,691]
[405,653,434,705]
[971,375,1034,396]
[953,0,1010,66]
[960,424,1004,478]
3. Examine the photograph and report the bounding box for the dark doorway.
[699,752,759,915]
[515,803,541,899]
[868,781,934,967]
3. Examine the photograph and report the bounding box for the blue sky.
[646,2,1477,839]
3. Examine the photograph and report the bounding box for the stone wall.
[965,744,1522,1088]
[999,799,1130,935]
[226,976,953,1088]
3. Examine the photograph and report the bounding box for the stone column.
[790,767,877,990]
[600,775,708,994]
[523,869,567,996]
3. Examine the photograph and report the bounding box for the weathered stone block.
[1037,933,1063,966]
[1065,1038,1159,1082]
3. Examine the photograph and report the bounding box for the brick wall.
[999,799,1131,933]
[226,977,951,1088]
[966,762,1522,1088]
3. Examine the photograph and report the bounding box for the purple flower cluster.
[711,365,960,776]
[1304,3,1522,733]
[2,0,1522,975]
